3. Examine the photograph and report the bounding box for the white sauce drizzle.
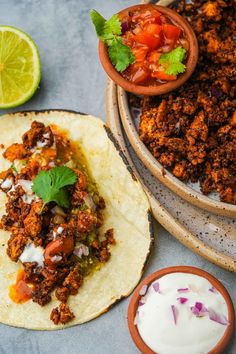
[57,227,64,234]
[19,243,44,267]
[1,178,13,189]
[17,179,33,193]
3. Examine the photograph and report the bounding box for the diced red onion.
[121,22,129,34]
[83,194,96,211]
[51,206,67,217]
[171,305,178,325]
[152,281,160,293]
[177,297,188,304]
[74,247,83,258]
[177,288,189,293]
[191,302,208,317]
[74,244,89,258]
[208,308,228,326]
[139,284,148,296]
[139,301,145,307]
[51,255,62,262]
[209,286,218,294]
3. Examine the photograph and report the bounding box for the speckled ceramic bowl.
[117,86,236,218]
[106,79,236,273]
[128,266,235,354]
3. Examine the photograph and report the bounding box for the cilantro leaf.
[103,14,121,38]
[90,10,106,37]
[90,9,135,72]
[108,39,135,72]
[159,46,186,76]
[32,166,77,209]
[49,166,77,190]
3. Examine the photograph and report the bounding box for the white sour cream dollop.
[19,243,44,267]
[136,272,228,354]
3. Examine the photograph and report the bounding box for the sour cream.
[136,273,228,354]
[1,178,13,189]
[19,243,44,267]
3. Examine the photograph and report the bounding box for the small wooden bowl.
[128,266,235,354]
[99,4,198,96]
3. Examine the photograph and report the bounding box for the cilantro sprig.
[90,9,135,72]
[32,166,77,210]
[159,46,186,76]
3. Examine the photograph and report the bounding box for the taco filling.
[0,121,115,325]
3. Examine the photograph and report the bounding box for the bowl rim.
[127,266,235,354]
[98,3,199,96]
[117,87,236,217]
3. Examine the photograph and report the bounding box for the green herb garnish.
[32,166,77,209]
[90,9,135,72]
[10,164,18,173]
[159,46,186,75]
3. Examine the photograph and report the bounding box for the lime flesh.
[0,26,41,109]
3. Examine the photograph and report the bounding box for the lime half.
[0,26,41,109]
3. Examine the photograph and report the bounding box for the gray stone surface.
[0,1,235,353]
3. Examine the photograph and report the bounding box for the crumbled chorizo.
[138,0,236,204]
[22,121,54,149]
[50,303,75,325]
[56,264,83,302]
[7,229,27,261]
[24,201,42,239]
[3,143,30,162]
[77,210,97,234]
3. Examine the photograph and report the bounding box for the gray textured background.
[0,1,235,353]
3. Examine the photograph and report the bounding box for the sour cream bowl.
[128,266,235,354]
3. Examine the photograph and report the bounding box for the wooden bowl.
[99,4,198,96]
[128,266,235,354]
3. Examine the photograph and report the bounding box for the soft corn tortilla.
[0,110,153,330]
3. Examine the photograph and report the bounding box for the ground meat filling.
[138,0,236,204]
[50,303,75,325]
[0,121,115,325]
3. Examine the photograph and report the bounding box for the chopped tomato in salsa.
[119,7,188,85]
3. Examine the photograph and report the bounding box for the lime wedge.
[0,26,41,109]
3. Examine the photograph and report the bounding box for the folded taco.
[0,110,152,330]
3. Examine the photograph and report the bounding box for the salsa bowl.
[99,4,198,96]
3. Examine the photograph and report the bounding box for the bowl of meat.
[117,0,236,217]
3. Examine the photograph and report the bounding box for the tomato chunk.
[148,50,161,63]
[163,24,182,41]
[119,6,188,85]
[143,23,162,36]
[134,32,162,50]
[129,64,151,84]
[132,46,149,62]
[151,66,177,81]
[44,236,74,266]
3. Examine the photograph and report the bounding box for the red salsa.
[119,7,189,85]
